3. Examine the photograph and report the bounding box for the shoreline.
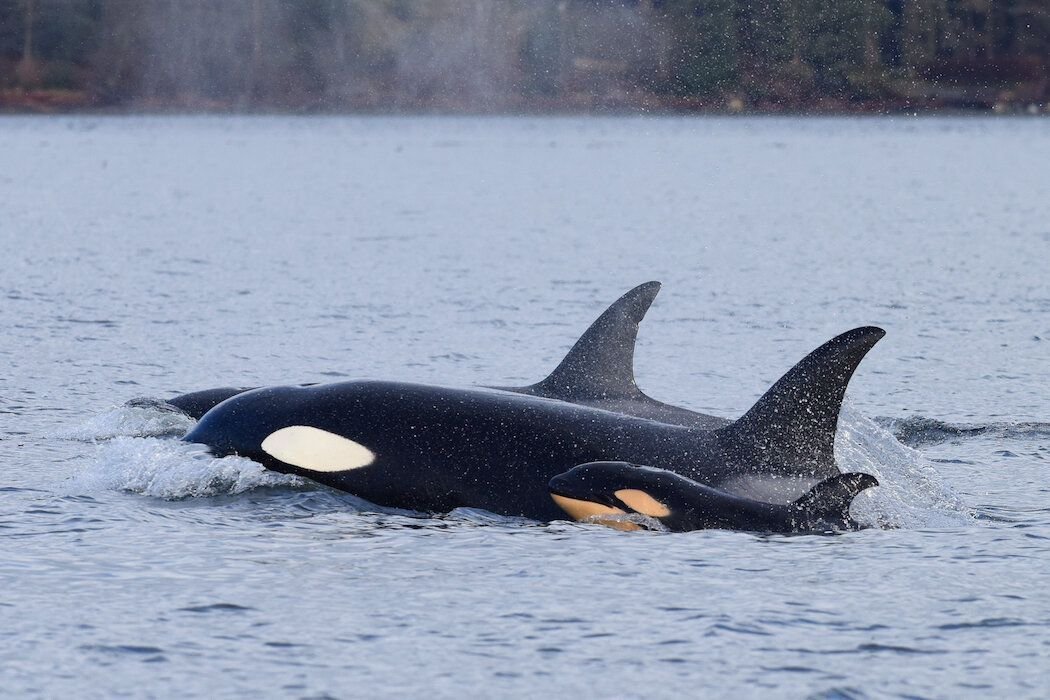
[2,89,1046,118]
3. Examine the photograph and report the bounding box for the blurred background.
[1,0,1047,114]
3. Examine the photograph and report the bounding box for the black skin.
[164,384,731,429]
[166,387,254,419]
[549,461,880,533]
[184,381,742,521]
[173,284,886,523]
[185,376,861,522]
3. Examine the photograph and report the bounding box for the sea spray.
[837,402,973,529]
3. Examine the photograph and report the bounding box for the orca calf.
[179,282,884,523]
[549,461,879,533]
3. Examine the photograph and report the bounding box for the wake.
[62,401,302,499]
[876,415,1050,447]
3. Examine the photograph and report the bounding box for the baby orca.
[549,461,879,533]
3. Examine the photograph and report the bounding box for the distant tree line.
[1,0,1047,111]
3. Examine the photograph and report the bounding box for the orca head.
[183,385,377,476]
[548,461,674,531]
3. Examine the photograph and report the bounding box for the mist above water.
[5,0,1046,112]
[98,1,664,111]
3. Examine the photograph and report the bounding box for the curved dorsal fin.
[718,326,886,477]
[515,282,661,401]
[792,472,879,528]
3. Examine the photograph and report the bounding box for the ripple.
[82,644,165,655]
[878,416,1050,447]
[177,603,257,614]
[855,643,944,655]
[937,617,1029,630]
[793,644,945,656]
[807,688,869,700]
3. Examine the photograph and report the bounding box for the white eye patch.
[260,426,376,472]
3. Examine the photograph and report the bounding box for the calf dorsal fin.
[509,281,661,401]
[791,472,879,530]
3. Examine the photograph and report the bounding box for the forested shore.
[1,0,1047,114]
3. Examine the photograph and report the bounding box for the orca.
[548,461,879,532]
[163,282,728,427]
[180,282,885,522]
[166,387,254,419]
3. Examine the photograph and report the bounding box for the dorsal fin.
[792,472,879,529]
[514,282,661,401]
[718,326,886,477]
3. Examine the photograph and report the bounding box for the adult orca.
[164,282,727,427]
[165,386,255,419]
[492,281,731,430]
[548,461,879,533]
[181,283,885,522]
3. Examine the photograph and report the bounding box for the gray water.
[1,115,1048,699]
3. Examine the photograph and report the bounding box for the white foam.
[67,436,302,500]
[836,401,974,529]
[60,401,197,441]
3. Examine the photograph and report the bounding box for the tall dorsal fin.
[718,326,886,478]
[515,282,661,401]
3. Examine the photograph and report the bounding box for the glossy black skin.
[166,387,252,419]
[183,322,887,520]
[174,281,885,522]
[165,384,731,429]
[185,380,785,521]
[549,461,879,533]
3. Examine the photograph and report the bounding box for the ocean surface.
[1,115,1048,699]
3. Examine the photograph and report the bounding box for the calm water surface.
[1,115,1048,698]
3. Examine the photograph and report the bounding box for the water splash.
[837,403,973,529]
[60,399,196,441]
[68,436,302,500]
